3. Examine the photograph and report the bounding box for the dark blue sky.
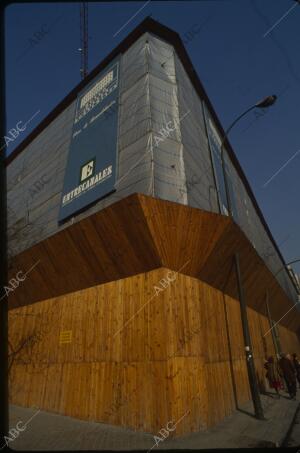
[4,0,300,273]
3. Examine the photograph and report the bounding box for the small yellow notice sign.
[59,330,72,344]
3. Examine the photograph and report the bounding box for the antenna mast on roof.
[79,2,88,79]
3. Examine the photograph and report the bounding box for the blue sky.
[4,0,300,273]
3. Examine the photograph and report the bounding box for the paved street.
[6,391,300,450]
[283,404,300,448]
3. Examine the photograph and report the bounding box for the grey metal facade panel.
[147,37,187,204]
[7,34,153,257]
[149,74,178,105]
[6,30,298,305]
[147,34,176,84]
[174,53,219,213]
[7,102,76,234]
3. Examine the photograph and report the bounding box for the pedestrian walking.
[279,353,297,399]
[264,356,282,398]
[292,353,300,389]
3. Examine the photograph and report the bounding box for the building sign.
[58,58,120,221]
[203,104,238,221]
[59,330,72,344]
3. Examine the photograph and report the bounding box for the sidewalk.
[8,392,300,450]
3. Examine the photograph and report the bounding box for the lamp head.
[255,95,277,109]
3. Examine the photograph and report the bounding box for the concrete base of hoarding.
[8,394,300,450]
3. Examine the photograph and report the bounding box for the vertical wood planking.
[8,268,300,436]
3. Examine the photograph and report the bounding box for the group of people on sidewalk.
[264,353,300,400]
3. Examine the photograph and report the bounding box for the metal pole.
[273,323,282,356]
[0,3,8,447]
[234,252,265,420]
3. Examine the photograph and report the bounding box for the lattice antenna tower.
[79,2,89,79]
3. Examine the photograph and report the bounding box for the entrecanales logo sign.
[62,164,112,207]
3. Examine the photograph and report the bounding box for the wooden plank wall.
[278,324,300,355]
[9,268,300,436]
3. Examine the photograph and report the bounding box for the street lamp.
[218,95,277,421]
[220,95,277,217]
[255,95,278,109]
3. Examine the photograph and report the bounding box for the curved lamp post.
[218,95,277,421]
[220,95,277,217]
